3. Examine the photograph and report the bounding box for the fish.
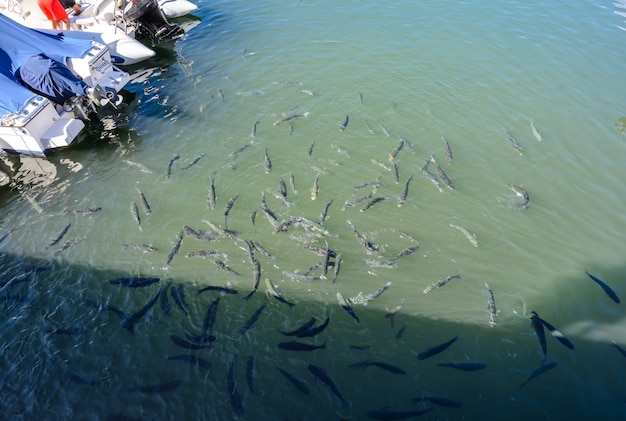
[250,118,259,138]
[159,286,172,316]
[449,223,478,247]
[181,154,205,171]
[366,408,434,420]
[165,230,184,267]
[120,290,161,333]
[109,277,160,288]
[397,175,413,208]
[227,355,244,416]
[392,162,399,184]
[442,136,453,164]
[388,140,404,161]
[295,316,330,338]
[265,279,296,307]
[399,136,415,154]
[360,197,388,212]
[54,237,86,254]
[584,269,620,303]
[250,209,257,226]
[171,334,214,350]
[520,361,557,388]
[530,119,543,141]
[130,202,142,231]
[46,223,71,249]
[166,154,180,179]
[307,364,348,408]
[217,88,224,102]
[378,122,390,137]
[223,193,240,227]
[250,239,275,259]
[63,207,102,215]
[184,226,221,241]
[213,260,243,277]
[332,253,342,284]
[246,355,257,399]
[358,91,363,104]
[63,369,103,386]
[348,360,406,375]
[171,284,190,316]
[536,314,575,350]
[349,282,392,305]
[337,292,359,324]
[278,178,288,199]
[423,274,462,294]
[275,366,310,395]
[273,112,309,126]
[346,220,383,256]
[506,184,529,211]
[240,300,267,334]
[504,128,524,155]
[243,259,262,300]
[417,335,458,360]
[530,311,547,360]
[385,246,419,265]
[610,341,626,358]
[331,144,350,157]
[319,198,334,226]
[46,327,89,336]
[429,155,454,190]
[308,140,315,157]
[365,119,375,134]
[384,301,403,328]
[395,324,406,340]
[412,396,463,408]
[167,354,211,369]
[280,317,317,336]
[283,271,324,282]
[289,172,297,194]
[122,159,153,174]
[310,174,320,200]
[278,341,327,351]
[185,296,219,343]
[340,115,349,132]
[207,177,216,209]
[302,89,315,96]
[128,380,183,394]
[197,284,238,295]
[422,169,443,193]
[438,362,487,371]
[263,145,272,174]
[186,250,226,259]
[122,244,158,253]
[485,282,497,327]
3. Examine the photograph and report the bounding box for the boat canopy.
[0,51,38,114]
[0,15,93,75]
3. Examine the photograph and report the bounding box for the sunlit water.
[1,0,625,419]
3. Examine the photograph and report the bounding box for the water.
[1,0,626,419]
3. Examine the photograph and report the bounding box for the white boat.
[0,15,131,155]
[157,0,197,19]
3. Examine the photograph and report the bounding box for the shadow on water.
[0,250,624,420]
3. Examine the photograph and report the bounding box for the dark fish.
[384,302,403,328]
[250,208,257,226]
[121,290,160,333]
[246,355,257,399]
[45,327,88,336]
[109,277,160,288]
[207,177,216,210]
[64,369,103,385]
[392,162,399,184]
[135,187,151,215]
[240,300,267,334]
[378,122,390,137]
[218,88,224,102]
[485,282,497,327]
[265,279,295,307]
[348,360,406,375]
[250,119,259,138]
[397,174,413,208]
[181,154,205,171]
[278,341,327,351]
[227,355,244,416]
[183,226,220,241]
[276,366,310,395]
[340,115,349,132]
[171,334,214,350]
[64,207,102,215]
[46,223,71,248]
[250,239,275,259]
[438,362,487,371]
[530,311,547,360]
[360,196,388,212]
[417,335,458,360]
[213,259,244,277]
[166,154,180,179]
[337,292,359,324]
[319,198,334,226]
[366,408,434,420]
[55,237,85,254]
[273,112,308,126]
[307,364,348,408]
[429,155,454,190]
[159,285,172,316]
[278,177,288,199]
[280,317,317,336]
[197,284,238,295]
[413,396,463,408]
[308,140,315,157]
[332,253,342,283]
[610,341,626,358]
[504,129,524,155]
[171,285,190,316]
[423,274,462,294]
[166,355,211,369]
[358,91,363,104]
[520,361,557,388]
[263,146,272,174]
[537,314,575,350]
[186,250,225,259]
[388,140,404,161]
[202,297,220,338]
[310,174,320,200]
[128,380,183,394]
[296,316,330,338]
[395,324,406,340]
[442,136,453,164]
[584,269,620,303]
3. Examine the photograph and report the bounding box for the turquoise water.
[1,0,625,419]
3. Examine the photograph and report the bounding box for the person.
[60,0,82,16]
[37,0,70,30]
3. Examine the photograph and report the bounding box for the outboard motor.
[122,0,184,41]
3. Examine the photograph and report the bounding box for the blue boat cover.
[0,14,93,111]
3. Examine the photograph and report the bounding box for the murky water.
[1,0,625,419]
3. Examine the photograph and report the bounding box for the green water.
[0,0,625,419]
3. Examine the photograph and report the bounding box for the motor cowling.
[123,0,184,41]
